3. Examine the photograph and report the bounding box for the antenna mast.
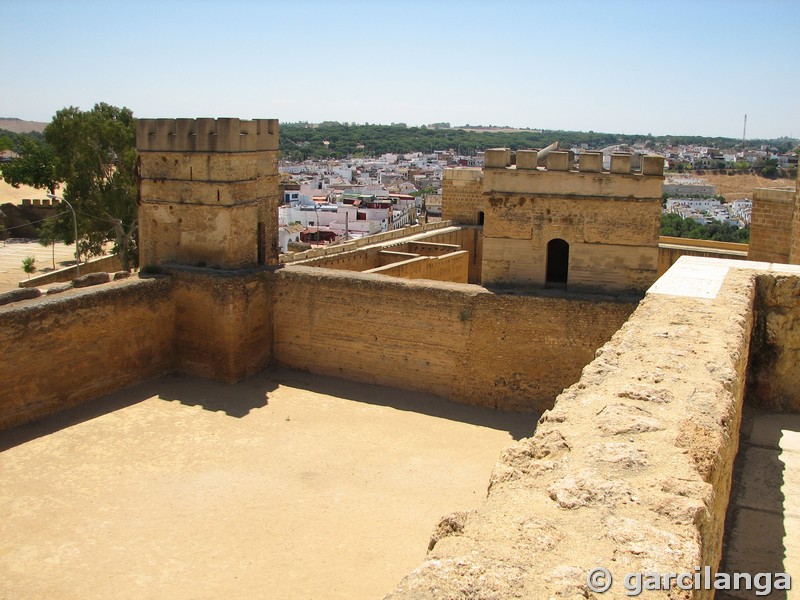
[742,114,747,150]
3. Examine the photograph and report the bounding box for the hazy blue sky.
[3,0,799,138]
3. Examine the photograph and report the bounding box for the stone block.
[72,272,111,288]
[546,151,570,171]
[642,154,665,176]
[610,153,632,174]
[485,148,511,169]
[579,152,603,172]
[516,150,538,170]
[0,287,42,306]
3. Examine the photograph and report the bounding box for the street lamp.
[46,193,80,276]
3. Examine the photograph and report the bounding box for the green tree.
[21,256,36,280]
[0,134,13,151]
[38,218,60,269]
[45,103,138,271]
[0,136,60,195]
[761,158,779,179]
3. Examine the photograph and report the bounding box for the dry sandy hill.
[0,118,47,134]
[676,172,796,201]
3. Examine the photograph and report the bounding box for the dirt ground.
[0,369,536,600]
[0,238,79,292]
[688,172,796,201]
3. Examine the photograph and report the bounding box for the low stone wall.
[274,266,635,412]
[365,251,469,283]
[0,277,176,430]
[657,237,748,276]
[19,254,123,288]
[387,258,758,599]
[279,221,455,264]
[747,273,800,413]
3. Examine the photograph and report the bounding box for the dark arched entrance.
[546,238,569,287]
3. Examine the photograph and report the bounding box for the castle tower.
[136,118,280,269]
[443,149,664,294]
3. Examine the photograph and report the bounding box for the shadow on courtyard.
[266,367,537,441]
[0,367,537,452]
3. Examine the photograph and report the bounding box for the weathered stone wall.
[388,260,757,599]
[169,267,273,384]
[747,274,800,413]
[442,168,484,225]
[273,266,635,412]
[137,118,280,269]
[749,187,796,263]
[0,278,176,430]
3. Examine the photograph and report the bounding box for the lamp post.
[46,193,80,276]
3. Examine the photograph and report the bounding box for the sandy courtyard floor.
[0,369,535,600]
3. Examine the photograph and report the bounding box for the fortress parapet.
[136,118,278,153]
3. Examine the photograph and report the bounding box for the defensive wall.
[0,277,175,430]
[273,266,635,411]
[0,265,635,428]
[3,254,799,597]
[388,257,800,599]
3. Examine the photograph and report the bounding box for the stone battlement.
[484,147,664,176]
[136,118,279,153]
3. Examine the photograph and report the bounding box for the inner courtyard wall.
[0,278,176,430]
[272,266,636,412]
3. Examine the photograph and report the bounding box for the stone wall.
[0,278,175,430]
[364,251,469,283]
[747,273,800,413]
[18,254,123,288]
[169,267,273,384]
[273,266,635,412]
[296,228,481,284]
[388,258,757,599]
[749,187,796,263]
[442,168,484,225]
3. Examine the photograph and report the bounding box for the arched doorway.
[546,238,569,287]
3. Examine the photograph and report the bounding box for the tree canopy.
[0,135,60,194]
[660,213,750,243]
[278,122,798,161]
[45,103,138,270]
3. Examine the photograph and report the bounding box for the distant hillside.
[0,118,47,133]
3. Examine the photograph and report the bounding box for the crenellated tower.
[136,118,280,269]
[443,149,665,294]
